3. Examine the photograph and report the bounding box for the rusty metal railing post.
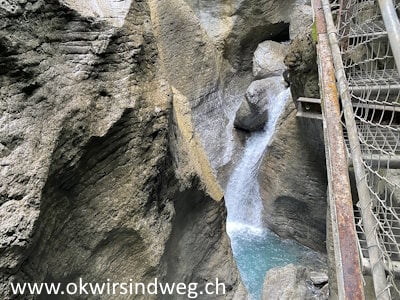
[320,0,391,299]
[312,0,365,299]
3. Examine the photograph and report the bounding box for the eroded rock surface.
[152,0,313,180]
[234,77,287,132]
[289,5,313,40]
[258,101,327,251]
[284,32,320,101]
[256,21,326,252]
[1,0,328,298]
[253,41,289,79]
[0,0,241,299]
[262,264,329,300]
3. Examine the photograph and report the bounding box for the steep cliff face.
[1,0,329,298]
[258,33,326,252]
[0,0,241,298]
[150,0,312,187]
[258,102,327,252]
[284,33,320,101]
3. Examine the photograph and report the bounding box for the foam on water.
[225,88,320,299]
[225,88,289,227]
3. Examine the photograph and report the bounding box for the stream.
[225,88,322,299]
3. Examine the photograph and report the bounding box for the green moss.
[311,22,318,43]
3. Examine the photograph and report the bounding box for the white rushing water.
[225,88,318,299]
[226,88,290,228]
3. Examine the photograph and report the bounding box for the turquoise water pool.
[225,89,324,299]
[227,222,323,299]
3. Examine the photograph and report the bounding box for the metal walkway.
[310,0,400,298]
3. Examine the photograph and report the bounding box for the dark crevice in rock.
[21,82,41,96]
[224,22,289,71]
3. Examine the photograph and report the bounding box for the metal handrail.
[378,0,400,73]
[321,0,391,298]
[312,1,365,299]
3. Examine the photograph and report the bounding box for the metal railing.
[312,1,365,299]
[317,0,400,298]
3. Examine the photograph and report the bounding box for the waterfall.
[225,87,311,300]
[225,88,290,230]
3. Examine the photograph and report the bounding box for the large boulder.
[262,264,329,300]
[234,99,268,132]
[234,77,287,131]
[253,40,289,79]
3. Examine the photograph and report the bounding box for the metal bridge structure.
[304,0,400,298]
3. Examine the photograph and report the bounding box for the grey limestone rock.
[234,77,287,132]
[0,0,242,299]
[289,5,313,39]
[262,264,329,300]
[258,101,327,252]
[253,41,289,79]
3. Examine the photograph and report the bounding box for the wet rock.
[257,27,325,252]
[262,264,329,300]
[234,99,267,132]
[145,0,311,181]
[253,40,289,79]
[234,77,287,132]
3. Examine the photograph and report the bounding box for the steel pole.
[379,0,400,74]
[313,1,365,299]
[321,0,391,299]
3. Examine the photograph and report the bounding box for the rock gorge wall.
[0,0,242,298]
[149,0,312,183]
[148,0,327,256]
[258,33,326,252]
[258,102,327,252]
[0,0,329,298]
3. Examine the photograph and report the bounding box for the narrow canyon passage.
[0,0,331,299]
[225,86,324,299]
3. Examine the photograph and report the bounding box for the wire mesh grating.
[329,0,400,297]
